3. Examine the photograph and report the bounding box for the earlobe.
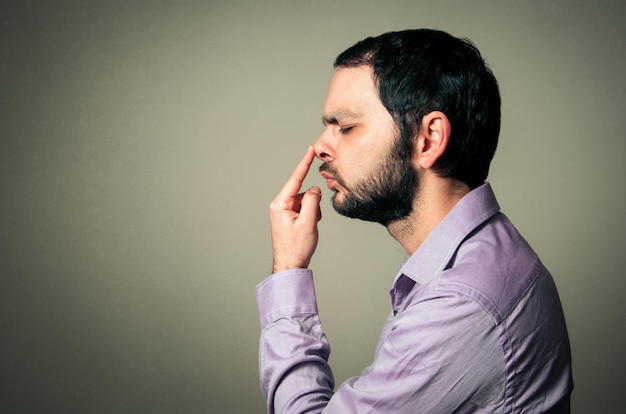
[416,111,451,170]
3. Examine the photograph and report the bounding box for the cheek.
[336,133,393,182]
[342,157,375,187]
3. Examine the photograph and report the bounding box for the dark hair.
[334,29,501,189]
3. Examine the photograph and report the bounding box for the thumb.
[307,186,322,197]
[299,187,322,223]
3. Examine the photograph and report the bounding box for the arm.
[258,147,332,413]
[258,280,505,413]
[257,269,333,414]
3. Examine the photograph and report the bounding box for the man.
[257,29,573,413]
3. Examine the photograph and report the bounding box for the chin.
[330,190,343,205]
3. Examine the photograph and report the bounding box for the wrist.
[272,259,309,274]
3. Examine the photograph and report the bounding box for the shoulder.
[432,212,551,323]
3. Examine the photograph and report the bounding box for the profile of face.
[314,66,418,226]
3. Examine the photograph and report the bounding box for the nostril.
[317,151,334,162]
[313,138,333,161]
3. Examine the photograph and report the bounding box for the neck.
[386,176,470,255]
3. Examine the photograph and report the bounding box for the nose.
[314,129,335,162]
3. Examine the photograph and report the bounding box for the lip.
[320,171,337,189]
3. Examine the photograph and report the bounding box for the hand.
[270,146,322,273]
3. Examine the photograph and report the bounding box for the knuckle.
[269,199,281,211]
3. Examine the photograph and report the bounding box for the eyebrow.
[322,110,362,126]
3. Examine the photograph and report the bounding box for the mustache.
[318,162,333,175]
[319,163,347,188]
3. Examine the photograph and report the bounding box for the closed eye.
[339,126,354,134]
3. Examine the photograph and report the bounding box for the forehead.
[322,66,385,121]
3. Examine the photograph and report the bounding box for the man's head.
[315,29,500,226]
[334,29,501,190]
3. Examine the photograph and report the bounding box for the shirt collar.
[394,183,501,286]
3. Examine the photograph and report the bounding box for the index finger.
[277,146,316,198]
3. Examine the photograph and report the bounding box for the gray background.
[2,1,624,412]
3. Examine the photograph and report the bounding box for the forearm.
[260,315,334,413]
[257,270,335,414]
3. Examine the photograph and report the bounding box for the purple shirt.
[257,183,573,413]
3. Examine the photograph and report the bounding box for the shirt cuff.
[256,269,318,329]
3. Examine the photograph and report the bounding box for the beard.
[319,135,418,227]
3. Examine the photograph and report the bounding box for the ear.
[413,111,451,170]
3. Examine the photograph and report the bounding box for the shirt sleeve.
[256,269,334,414]
[257,273,505,413]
